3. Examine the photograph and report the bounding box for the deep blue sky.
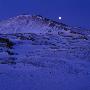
[0,0,90,28]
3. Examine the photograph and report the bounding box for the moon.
[59,17,61,20]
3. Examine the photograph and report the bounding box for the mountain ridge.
[0,14,89,39]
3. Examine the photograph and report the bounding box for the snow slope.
[0,15,90,90]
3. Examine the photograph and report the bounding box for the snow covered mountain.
[0,15,90,90]
[0,15,88,34]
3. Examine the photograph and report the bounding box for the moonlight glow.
[59,17,61,20]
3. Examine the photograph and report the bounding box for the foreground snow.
[0,62,90,90]
[0,33,90,90]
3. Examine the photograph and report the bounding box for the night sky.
[0,0,90,28]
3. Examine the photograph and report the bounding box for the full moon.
[59,17,61,20]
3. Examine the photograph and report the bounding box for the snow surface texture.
[0,15,90,90]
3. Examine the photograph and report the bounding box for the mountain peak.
[0,14,70,34]
[13,14,68,28]
[0,14,89,36]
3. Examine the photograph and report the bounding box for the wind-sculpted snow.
[0,15,90,90]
